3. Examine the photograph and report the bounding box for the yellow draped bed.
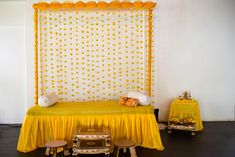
[17,101,164,152]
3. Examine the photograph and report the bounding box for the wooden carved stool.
[114,139,137,157]
[45,140,70,157]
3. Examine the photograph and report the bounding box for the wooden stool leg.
[53,148,57,157]
[116,147,120,157]
[130,146,137,157]
[45,147,50,156]
[112,146,118,157]
[63,145,70,156]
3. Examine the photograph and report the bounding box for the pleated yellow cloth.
[17,101,164,152]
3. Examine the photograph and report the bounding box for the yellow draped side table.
[168,98,203,135]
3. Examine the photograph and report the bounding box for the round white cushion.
[38,93,58,107]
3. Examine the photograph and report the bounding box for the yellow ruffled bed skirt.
[17,113,164,152]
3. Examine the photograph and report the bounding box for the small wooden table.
[45,140,70,157]
[72,126,111,156]
[114,139,137,157]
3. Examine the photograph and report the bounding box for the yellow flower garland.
[34,8,39,104]
[148,8,153,96]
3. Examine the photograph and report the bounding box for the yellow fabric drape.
[168,99,204,131]
[33,1,157,10]
[17,102,164,152]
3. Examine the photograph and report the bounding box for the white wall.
[157,0,235,121]
[0,0,234,123]
[25,0,36,108]
[0,1,26,123]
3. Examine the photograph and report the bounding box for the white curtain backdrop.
[38,9,154,102]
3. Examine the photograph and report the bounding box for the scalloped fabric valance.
[33,1,157,10]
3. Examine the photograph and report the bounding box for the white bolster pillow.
[127,91,151,105]
[38,93,58,107]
